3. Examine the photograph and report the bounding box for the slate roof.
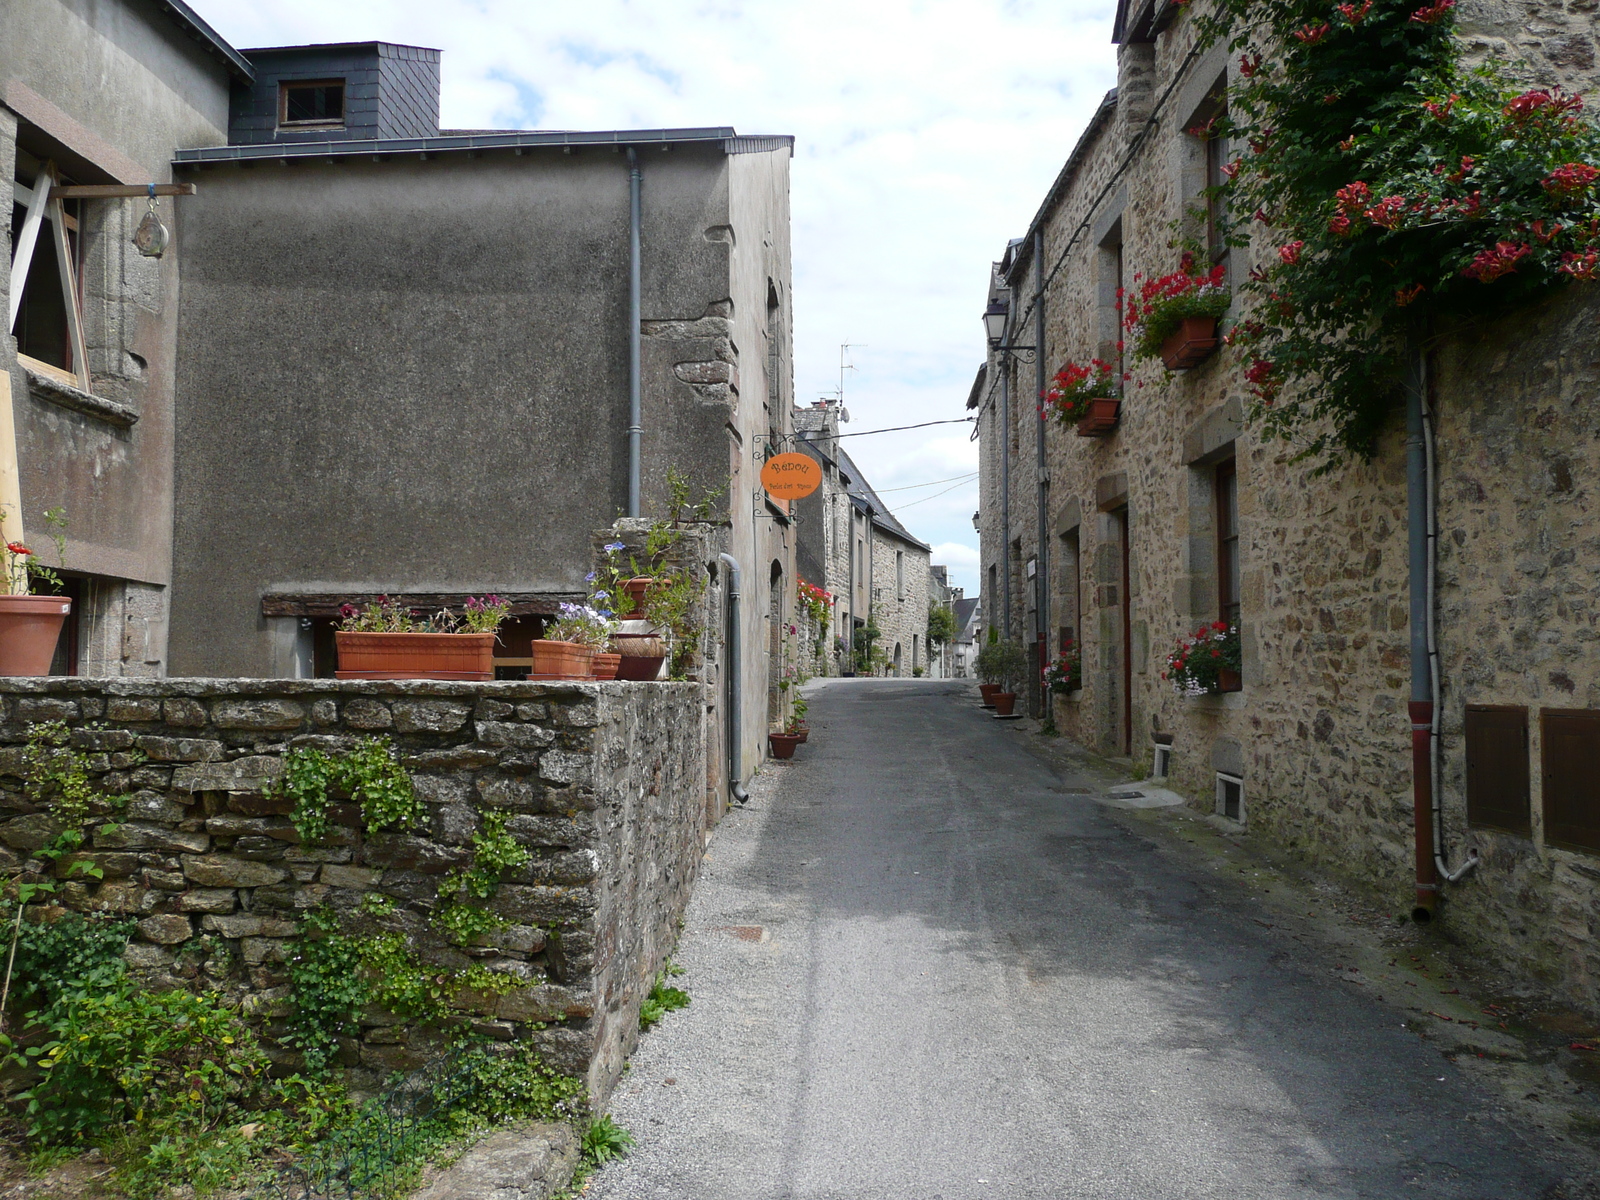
[834,446,930,552]
[953,596,981,637]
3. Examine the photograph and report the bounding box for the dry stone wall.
[0,677,706,1103]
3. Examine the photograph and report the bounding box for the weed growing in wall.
[279,736,423,843]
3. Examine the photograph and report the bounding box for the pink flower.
[1278,240,1305,265]
[1336,0,1372,23]
[1363,195,1407,230]
[1543,163,1600,198]
[1293,22,1331,43]
[1558,250,1598,281]
[1409,0,1455,23]
[1461,242,1532,283]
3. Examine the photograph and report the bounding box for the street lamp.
[983,298,1036,363]
[982,299,1008,348]
[972,511,981,532]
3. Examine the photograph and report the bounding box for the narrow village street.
[592,679,1600,1200]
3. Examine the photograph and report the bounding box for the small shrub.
[638,967,690,1032]
[582,1113,635,1165]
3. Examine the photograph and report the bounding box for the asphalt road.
[589,678,1582,1200]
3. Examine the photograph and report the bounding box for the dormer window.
[280,81,345,128]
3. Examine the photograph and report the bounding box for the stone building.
[974,0,1600,1011]
[794,400,932,676]
[926,564,963,678]
[6,1,797,798]
[2,0,249,676]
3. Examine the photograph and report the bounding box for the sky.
[198,0,1120,597]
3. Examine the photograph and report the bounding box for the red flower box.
[1075,398,1121,438]
[1161,317,1220,370]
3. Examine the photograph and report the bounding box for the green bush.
[23,986,267,1143]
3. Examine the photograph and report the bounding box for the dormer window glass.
[280,81,345,128]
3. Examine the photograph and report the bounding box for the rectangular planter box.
[1075,397,1121,438]
[1160,317,1219,370]
[335,631,494,680]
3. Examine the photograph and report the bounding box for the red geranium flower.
[5,542,31,556]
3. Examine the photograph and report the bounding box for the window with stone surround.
[1181,74,1232,281]
[1059,525,1081,645]
[1215,458,1240,627]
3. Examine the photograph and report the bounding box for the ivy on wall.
[1199,0,1600,466]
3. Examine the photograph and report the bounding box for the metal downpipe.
[1033,228,1049,716]
[626,148,643,519]
[1000,362,1012,640]
[719,552,749,804]
[1408,347,1477,921]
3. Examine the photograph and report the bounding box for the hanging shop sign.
[760,453,822,500]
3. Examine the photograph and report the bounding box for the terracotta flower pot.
[769,732,803,760]
[1074,397,1122,438]
[335,631,494,680]
[591,652,622,681]
[1160,317,1220,370]
[993,691,1017,716]
[528,639,591,680]
[1217,668,1242,694]
[978,683,1000,708]
[619,577,653,619]
[792,722,809,743]
[615,654,666,681]
[0,594,72,676]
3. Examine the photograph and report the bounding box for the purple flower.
[585,571,597,583]
[604,541,626,552]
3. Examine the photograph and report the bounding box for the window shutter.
[1541,709,1600,854]
[1464,705,1529,836]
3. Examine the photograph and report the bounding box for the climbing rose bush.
[1197,0,1600,467]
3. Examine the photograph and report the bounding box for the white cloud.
[193,0,1120,596]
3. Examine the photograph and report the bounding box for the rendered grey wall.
[170,146,735,675]
[0,0,232,651]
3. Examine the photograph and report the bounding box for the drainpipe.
[1000,360,1012,640]
[1408,346,1477,921]
[626,148,643,518]
[1033,228,1049,714]
[719,552,749,803]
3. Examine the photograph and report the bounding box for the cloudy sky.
[199,0,1120,596]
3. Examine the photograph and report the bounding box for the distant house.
[926,564,963,679]
[951,596,981,679]
[793,401,931,676]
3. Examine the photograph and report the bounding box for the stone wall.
[869,530,931,676]
[977,0,1600,1013]
[0,677,707,1104]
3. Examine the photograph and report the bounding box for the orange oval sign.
[760,452,822,499]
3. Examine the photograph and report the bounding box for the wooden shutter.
[1541,709,1600,854]
[1464,705,1529,835]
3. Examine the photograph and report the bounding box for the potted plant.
[1043,358,1123,438]
[1123,253,1230,370]
[769,729,803,759]
[541,602,616,680]
[0,508,70,677]
[1163,621,1242,696]
[592,536,704,681]
[1044,640,1083,695]
[975,632,1003,706]
[335,595,508,680]
[790,693,810,742]
[988,638,1029,716]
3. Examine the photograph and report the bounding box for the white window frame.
[8,161,89,390]
[1216,772,1245,824]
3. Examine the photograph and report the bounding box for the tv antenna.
[836,342,863,423]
